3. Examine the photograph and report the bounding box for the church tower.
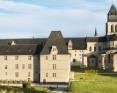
[106,4,117,35]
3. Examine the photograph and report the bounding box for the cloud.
[0,0,114,38]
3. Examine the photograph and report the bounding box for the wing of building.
[0,4,116,83]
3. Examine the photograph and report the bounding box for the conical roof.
[108,4,117,15]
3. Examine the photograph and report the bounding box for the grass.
[0,85,50,93]
[69,81,117,93]
[69,69,117,93]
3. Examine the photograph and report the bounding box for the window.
[4,56,7,60]
[115,25,117,32]
[111,25,114,32]
[46,56,48,60]
[28,72,30,77]
[15,64,19,69]
[5,65,7,69]
[94,47,96,51]
[15,72,19,77]
[53,55,56,60]
[52,73,56,77]
[28,56,32,60]
[53,48,56,51]
[53,64,56,70]
[73,59,76,63]
[46,73,48,77]
[22,64,25,69]
[15,56,19,60]
[89,47,92,51]
[28,64,32,69]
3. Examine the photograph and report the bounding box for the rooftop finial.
[94,27,98,37]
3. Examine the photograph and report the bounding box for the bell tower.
[106,4,117,35]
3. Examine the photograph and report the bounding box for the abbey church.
[0,5,116,83]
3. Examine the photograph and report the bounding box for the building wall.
[0,55,39,82]
[86,42,104,53]
[40,54,70,83]
[113,41,117,48]
[68,50,84,65]
[112,54,117,71]
[107,22,117,35]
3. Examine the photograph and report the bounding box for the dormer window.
[68,40,72,50]
[52,47,56,51]
[51,46,58,54]
[11,41,16,46]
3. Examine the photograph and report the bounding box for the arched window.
[115,25,117,32]
[94,47,96,51]
[73,59,76,63]
[89,47,92,51]
[111,25,114,32]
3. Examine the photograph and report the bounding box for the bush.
[33,86,49,93]
[22,82,31,89]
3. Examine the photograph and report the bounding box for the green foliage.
[22,82,31,89]
[0,85,50,93]
[33,86,49,93]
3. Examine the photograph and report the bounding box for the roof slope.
[0,38,46,55]
[65,38,87,50]
[108,4,117,22]
[108,4,117,15]
[0,45,42,55]
[41,31,68,54]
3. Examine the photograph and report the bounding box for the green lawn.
[0,85,49,93]
[69,70,117,93]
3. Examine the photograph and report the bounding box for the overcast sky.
[0,0,116,38]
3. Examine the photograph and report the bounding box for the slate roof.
[0,38,46,45]
[0,38,46,55]
[108,4,117,15]
[108,4,117,22]
[41,31,68,54]
[105,34,117,41]
[0,31,117,55]
[0,45,42,55]
[65,38,87,50]
[86,36,107,42]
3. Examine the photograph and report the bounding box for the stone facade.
[0,55,39,82]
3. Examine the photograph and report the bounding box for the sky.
[0,0,116,38]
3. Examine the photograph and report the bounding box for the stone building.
[0,5,116,83]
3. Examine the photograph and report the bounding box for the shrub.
[33,86,49,93]
[22,82,31,89]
